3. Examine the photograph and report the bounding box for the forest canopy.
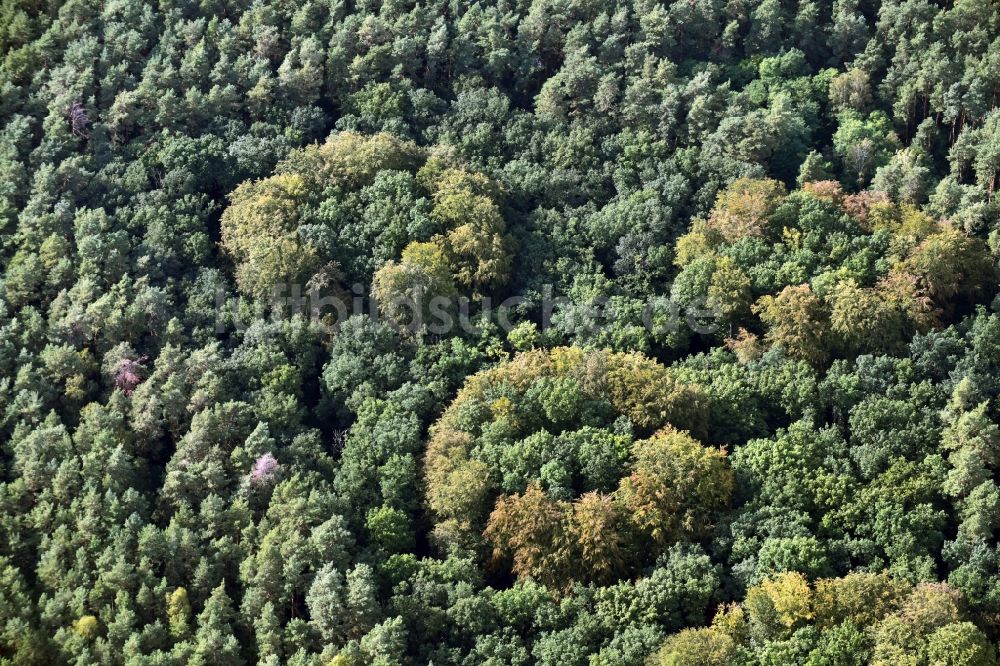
[1,0,1000,664]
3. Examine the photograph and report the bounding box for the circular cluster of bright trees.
[425,346,733,587]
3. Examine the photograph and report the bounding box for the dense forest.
[1,0,1000,664]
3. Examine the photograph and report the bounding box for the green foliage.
[619,428,732,547]
[372,241,457,333]
[754,284,831,366]
[833,111,900,186]
[425,347,726,587]
[366,506,415,554]
[649,627,735,666]
[2,0,1000,664]
[221,133,511,301]
[655,574,995,666]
